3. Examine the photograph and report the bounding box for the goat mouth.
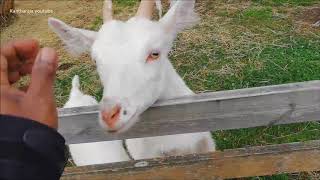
[106,123,128,134]
[107,129,118,133]
[107,111,139,134]
[106,123,125,133]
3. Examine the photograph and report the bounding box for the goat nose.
[101,105,121,129]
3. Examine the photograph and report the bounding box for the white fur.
[69,141,130,165]
[48,18,96,56]
[63,75,98,108]
[50,0,215,166]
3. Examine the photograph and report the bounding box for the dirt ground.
[297,7,320,23]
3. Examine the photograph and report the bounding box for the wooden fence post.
[0,0,15,26]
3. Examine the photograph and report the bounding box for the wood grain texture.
[0,0,14,16]
[62,140,320,179]
[58,80,320,144]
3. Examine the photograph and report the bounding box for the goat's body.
[70,133,214,166]
[63,75,98,108]
[66,60,215,166]
[69,140,130,165]
[126,132,214,160]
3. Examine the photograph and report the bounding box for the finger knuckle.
[36,60,57,76]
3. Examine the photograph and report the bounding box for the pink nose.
[101,105,121,129]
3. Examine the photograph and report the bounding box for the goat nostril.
[123,110,127,115]
[102,105,121,128]
[111,107,121,119]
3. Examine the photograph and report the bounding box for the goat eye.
[146,51,160,62]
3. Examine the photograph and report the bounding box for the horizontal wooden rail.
[62,140,320,179]
[58,80,320,144]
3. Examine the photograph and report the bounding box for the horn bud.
[136,0,155,19]
[103,0,113,22]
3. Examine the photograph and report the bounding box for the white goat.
[50,0,215,166]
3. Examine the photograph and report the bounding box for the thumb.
[28,48,58,97]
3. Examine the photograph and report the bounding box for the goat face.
[48,0,199,132]
[93,19,172,132]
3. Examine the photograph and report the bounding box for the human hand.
[0,39,59,129]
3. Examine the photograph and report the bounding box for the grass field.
[1,0,319,179]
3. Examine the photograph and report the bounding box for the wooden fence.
[59,80,320,179]
[0,0,14,16]
[0,0,14,26]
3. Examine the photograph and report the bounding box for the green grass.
[241,7,273,22]
[252,0,320,6]
[235,173,291,180]
[90,16,103,31]
[204,37,320,89]
[213,122,320,150]
[53,0,320,178]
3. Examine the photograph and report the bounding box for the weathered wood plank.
[62,140,320,179]
[58,80,320,144]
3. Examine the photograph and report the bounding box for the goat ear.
[48,17,97,56]
[160,0,199,35]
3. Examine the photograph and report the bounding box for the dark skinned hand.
[0,39,59,129]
